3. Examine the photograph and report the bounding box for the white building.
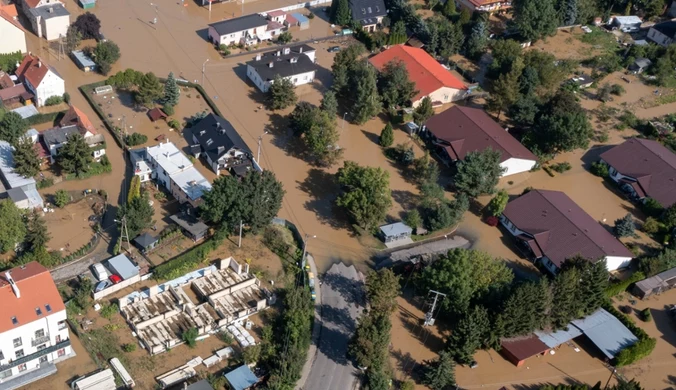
[208,14,274,47]
[647,21,676,47]
[27,4,69,41]
[0,6,27,55]
[16,55,65,107]
[0,262,74,389]
[130,141,212,208]
[246,44,317,93]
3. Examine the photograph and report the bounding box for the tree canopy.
[58,134,93,178]
[378,59,417,109]
[513,0,559,42]
[268,75,298,110]
[92,40,121,76]
[349,60,382,124]
[13,135,41,178]
[73,12,101,39]
[163,72,180,106]
[0,112,28,146]
[0,199,26,253]
[118,194,154,237]
[413,97,435,126]
[330,0,352,25]
[335,161,392,231]
[454,148,506,198]
[421,350,456,390]
[135,72,163,107]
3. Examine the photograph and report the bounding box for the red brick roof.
[425,106,536,163]
[16,54,52,89]
[369,45,467,102]
[0,262,66,333]
[60,105,97,135]
[502,190,633,267]
[601,137,676,208]
[147,107,167,122]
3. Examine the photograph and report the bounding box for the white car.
[91,263,110,282]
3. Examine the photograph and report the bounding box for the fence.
[261,0,331,15]
[271,217,304,249]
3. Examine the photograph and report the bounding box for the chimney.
[38,59,42,68]
[268,62,274,68]
[299,47,303,53]
[48,7,53,13]
[276,50,281,56]
[256,54,262,61]
[290,57,298,63]
[283,47,290,55]
[5,272,20,298]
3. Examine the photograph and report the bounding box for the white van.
[91,263,110,281]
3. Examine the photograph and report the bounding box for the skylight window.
[35,307,42,316]
[206,139,213,146]
[45,304,52,313]
[11,317,18,325]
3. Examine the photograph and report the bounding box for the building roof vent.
[283,47,290,55]
[290,57,298,63]
[256,54,262,61]
[269,62,274,68]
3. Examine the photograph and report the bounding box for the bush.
[168,119,181,130]
[54,190,70,208]
[182,327,199,348]
[610,84,625,96]
[45,95,64,106]
[639,308,652,322]
[551,162,571,173]
[122,343,136,352]
[263,225,295,256]
[641,197,663,218]
[642,217,660,235]
[605,271,645,298]
[99,303,119,319]
[26,111,65,126]
[218,330,234,344]
[277,31,293,44]
[603,302,655,367]
[153,237,222,280]
[63,92,71,104]
[125,132,148,146]
[37,178,54,189]
[590,161,609,177]
[162,104,174,116]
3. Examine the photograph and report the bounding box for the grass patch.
[80,328,128,367]
[579,27,619,52]
[656,92,676,105]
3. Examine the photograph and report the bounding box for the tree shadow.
[322,271,365,306]
[360,129,380,146]
[391,349,419,378]
[580,144,615,170]
[297,168,352,231]
[320,303,357,334]
[652,306,676,350]
[391,190,419,213]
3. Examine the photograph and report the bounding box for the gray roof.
[71,50,96,68]
[133,232,158,248]
[247,46,318,82]
[186,380,214,390]
[29,4,70,19]
[106,254,139,280]
[191,113,252,162]
[634,266,676,295]
[534,326,583,348]
[379,222,412,237]
[209,14,268,36]
[170,213,209,237]
[7,188,27,203]
[633,57,652,68]
[224,365,258,390]
[42,125,80,146]
[11,105,39,119]
[570,309,639,359]
[349,0,387,25]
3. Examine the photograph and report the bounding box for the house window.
[17,364,26,372]
[57,348,65,357]
[15,349,24,359]
[35,307,42,316]
[37,345,46,351]
[58,321,67,331]
[45,304,52,313]
[12,338,21,348]
[35,329,45,339]
[0,369,11,379]
[39,355,48,364]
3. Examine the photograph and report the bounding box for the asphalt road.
[302,262,365,390]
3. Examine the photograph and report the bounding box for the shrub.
[182,327,199,348]
[307,12,315,19]
[45,95,64,106]
[485,216,499,226]
[605,271,645,298]
[610,84,626,96]
[168,119,181,130]
[551,162,571,173]
[125,132,148,146]
[603,302,656,367]
[642,217,660,235]
[54,190,70,208]
[263,225,294,256]
[153,238,222,280]
[400,381,415,390]
[639,308,652,322]
[641,197,663,218]
[590,161,609,177]
[63,92,71,104]
[37,178,54,189]
[100,303,119,319]
[162,104,174,116]
[122,343,136,352]
[154,191,167,201]
[218,330,234,344]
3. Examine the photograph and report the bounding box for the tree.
[378,60,417,109]
[93,40,121,75]
[58,134,92,178]
[502,279,552,336]
[446,305,491,364]
[349,60,382,124]
[488,39,523,77]
[117,194,154,237]
[65,25,82,53]
[73,12,101,39]
[135,72,163,107]
[513,0,559,42]
[421,351,456,390]
[487,58,524,120]
[289,102,317,136]
[379,123,394,147]
[54,190,70,208]
[24,211,50,253]
[644,0,666,19]
[661,203,676,228]
[458,7,471,25]
[454,148,506,198]
[304,110,342,166]
[486,189,509,217]
[411,152,440,186]
[13,135,40,178]
[560,0,578,26]
[330,0,352,25]
[561,257,608,315]
[465,21,488,59]
[550,267,583,328]
[365,268,400,313]
[349,310,391,369]
[335,161,392,231]
[320,90,338,119]
[182,327,199,348]
[0,199,26,253]
[268,75,298,110]
[200,170,285,233]
[163,72,180,106]
[277,31,293,44]
[128,176,141,203]
[614,213,635,237]
[508,94,540,128]
[332,44,366,98]
[405,209,422,230]
[413,97,434,126]
[519,66,540,96]
[0,112,28,146]
[441,0,456,17]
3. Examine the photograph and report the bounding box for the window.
[17,364,26,372]
[12,338,21,348]
[45,304,52,313]
[11,317,17,325]
[35,329,45,339]
[35,307,42,316]
[0,370,11,379]
[39,355,48,364]
[15,349,24,359]
[58,321,67,331]
[55,335,62,343]
[57,348,65,357]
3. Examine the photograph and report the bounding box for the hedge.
[26,110,66,126]
[603,303,656,367]
[64,160,112,180]
[605,271,645,298]
[153,236,221,280]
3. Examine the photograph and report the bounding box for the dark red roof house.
[500,335,550,367]
[147,107,168,122]
[600,137,676,208]
[424,106,537,176]
[501,189,633,274]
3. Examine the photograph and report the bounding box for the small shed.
[500,335,550,367]
[71,50,97,72]
[133,232,158,252]
[569,74,594,88]
[629,57,652,74]
[378,222,412,243]
[170,212,209,242]
[106,254,139,280]
[633,266,676,298]
[224,365,259,390]
[79,0,95,9]
[11,104,39,119]
[147,107,167,122]
[611,15,642,31]
[290,12,309,30]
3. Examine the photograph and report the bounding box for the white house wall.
[412,86,466,107]
[605,256,632,271]
[500,157,537,177]
[42,15,69,41]
[33,70,65,107]
[0,18,27,55]
[209,25,268,46]
[247,66,315,93]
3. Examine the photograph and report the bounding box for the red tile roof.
[502,190,633,267]
[16,54,53,89]
[425,106,536,163]
[0,71,14,89]
[600,137,676,208]
[60,105,97,135]
[501,335,550,362]
[369,45,467,102]
[0,262,66,333]
[24,0,42,9]
[0,4,19,17]
[267,10,286,17]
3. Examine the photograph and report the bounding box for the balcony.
[0,339,70,371]
[31,335,50,347]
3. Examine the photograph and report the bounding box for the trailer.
[110,357,135,388]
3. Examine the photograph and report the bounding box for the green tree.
[378,59,417,109]
[366,268,400,313]
[24,211,50,253]
[200,170,285,233]
[320,90,338,120]
[458,7,471,25]
[523,51,569,95]
[561,257,608,315]
[0,199,26,253]
[411,152,440,186]
[513,0,559,42]
[502,279,552,336]
[73,12,101,39]
[335,161,392,231]
[289,101,317,136]
[182,327,199,348]
[379,123,394,147]
[128,175,141,203]
[330,0,352,25]
[644,0,666,19]
[486,189,509,217]
[0,112,28,146]
[349,60,382,124]
[332,44,366,98]
[446,305,491,364]
[135,72,163,107]
[454,148,506,198]
[163,72,180,106]
[487,58,524,120]
[465,21,488,59]
[13,136,40,178]
[54,190,70,208]
[489,39,523,77]
[614,213,635,237]
[349,307,391,369]
[661,203,676,228]
[421,350,456,390]
[117,194,154,237]
[442,0,456,17]
[65,25,82,53]
[58,134,93,178]
[93,40,121,75]
[405,209,422,230]
[276,31,293,44]
[508,94,540,128]
[413,96,434,126]
[268,75,298,110]
[304,110,342,166]
[550,266,583,328]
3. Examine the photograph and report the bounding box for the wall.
[92,274,141,300]
[35,70,65,107]
[501,157,536,177]
[42,14,69,41]
[263,0,330,15]
[412,86,466,108]
[605,256,633,272]
[0,19,27,55]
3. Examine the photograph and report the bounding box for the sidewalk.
[296,253,321,390]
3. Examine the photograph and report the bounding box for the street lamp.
[202,59,209,86]
[301,233,316,267]
[257,131,269,165]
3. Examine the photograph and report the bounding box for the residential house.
[378,222,412,244]
[569,74,594,88]
[170,212,209,242]
[265,10,286,24]
[15,54,64,107]
[59,105,97,137]
[28,4,69,41]
[610,15,642,32]
[0,5,27,55]
[456,0,511,13]
[629,57,652,74]
[246,45,318,93]
[424,106,537,176]
[41,126,106,163]
[369,45,468,107]
[130,141,212,208]
[190,113,255,176]
[600,137,676,208]
[70,50,96,72]
[500,189,634,274]
[208,14,273,47]
[647,20,676,47]
[224,365,259,390]
[0,141,44,210]
[348,0,386,32]
[0,262,74,389]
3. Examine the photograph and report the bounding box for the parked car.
[328,46,341,53]
[95,280,111,293]
[91,263,110,281]
[109,274,122,284]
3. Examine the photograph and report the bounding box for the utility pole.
[257,131,269,165]
[423,290,447,326]
[342,112,347,131]
[119,216,131,253]
[238,220,243,248]
[202,59,209,86]
[300,233,316,268]
[603,368,617,390]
